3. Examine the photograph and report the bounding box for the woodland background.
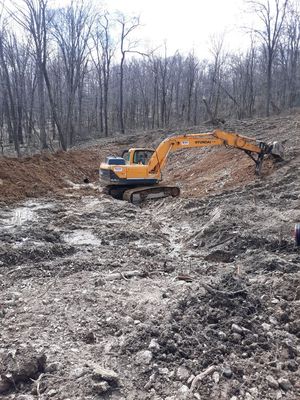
[0,0,297,155]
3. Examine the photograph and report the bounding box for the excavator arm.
[147,129,281,175]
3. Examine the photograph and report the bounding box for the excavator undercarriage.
[103,184,180,204]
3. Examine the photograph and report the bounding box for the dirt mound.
[0,148,101,203]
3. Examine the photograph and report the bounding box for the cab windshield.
[133,150,154,165]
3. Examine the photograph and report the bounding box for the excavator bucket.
[269,141,284,160]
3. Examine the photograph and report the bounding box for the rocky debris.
[47,389,58,397]
[89,365,119,395]
[278,377,292,391]
[212,371,220,383]
[177,384,190,399]
[149,338,160,352]
[0,346,46,394]
[135,350,153,365]
[176,366,190,381]
[91,365,119,383]
[266,375,279,389]
[222,366,233,379]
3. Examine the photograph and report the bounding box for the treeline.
[0,0,298,155]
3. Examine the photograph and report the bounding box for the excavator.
[100,129,283,203]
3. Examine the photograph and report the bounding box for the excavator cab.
[121,149,155,165]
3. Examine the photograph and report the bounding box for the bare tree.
[91,14,115,137]
[117,14,141,134]
[11,0,49,149]
[248,0,288,116]
[51,1,94,147]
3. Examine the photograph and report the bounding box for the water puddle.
[0,200,56,230]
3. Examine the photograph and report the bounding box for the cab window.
[133,150,154,165]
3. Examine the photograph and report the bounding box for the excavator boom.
[100,129,283,203]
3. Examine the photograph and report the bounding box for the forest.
[0,0,297,155]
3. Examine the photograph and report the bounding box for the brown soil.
[0,115,300,400]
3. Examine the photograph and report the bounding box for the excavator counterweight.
[100,129,283,203]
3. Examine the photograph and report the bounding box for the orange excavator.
[100,129,283,203]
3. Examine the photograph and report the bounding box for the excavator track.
[123,185,180,204]
[102,185,128,200]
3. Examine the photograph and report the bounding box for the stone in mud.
[149,338,160,352]
[176,366,190,381]
[135,350,153,365]
[278,377,292,391]
[266,375,279,389]
[92,366,119,383]
[222,367,233,379]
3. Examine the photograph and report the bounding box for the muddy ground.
[0,115,300,400]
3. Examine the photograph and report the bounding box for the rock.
[176,366,189,381]
[231,323,244,334]
[149,339,160,352]
[218,331,227,341]
[245,393,253,400]
[92,381,110,394]
[271,298,280,304]
[276,391,282,400]
[212,371,220,383]
[135,350,153,365]
[92,366,118,383]
[222,366,233,379]
[177,384,189,399]
[69,367,87,379]
[231,333,242,343]
[262,323,271,331]
[47,389,58,397]
[249,387,259,397]
[266,375,279,389]
[174,333,183,344]
[144,373,156,390]
[269,316,278,325]
[158,367,169,375]
[278,377,292,391]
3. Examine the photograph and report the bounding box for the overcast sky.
[103,0,253,56]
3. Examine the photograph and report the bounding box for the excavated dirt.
[0,115,300,400]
